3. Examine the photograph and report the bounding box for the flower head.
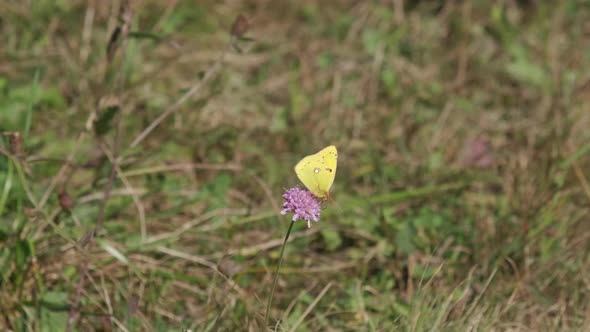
[280,187,322,228]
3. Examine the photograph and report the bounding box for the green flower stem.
[264,219,296,327]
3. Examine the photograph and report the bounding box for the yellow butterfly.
[294,145,338,200]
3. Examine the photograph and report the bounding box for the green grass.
[1,0,590,331]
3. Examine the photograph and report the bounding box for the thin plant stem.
[264,219,296,328]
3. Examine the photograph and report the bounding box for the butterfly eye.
[326,168,333,172]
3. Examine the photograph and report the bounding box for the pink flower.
[280,187,322,228]
[461,136,494,168]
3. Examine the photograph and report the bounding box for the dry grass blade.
[128,49,229,150]
[142,208,249,245]
[156,246,248,298]
[208,227,320,260]
[122,162,242,177]
[0,145,10,157]
[101,144,148,238]
[287,282,333,332]
[573,163,590,204]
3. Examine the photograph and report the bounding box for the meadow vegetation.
[1,0,589,331]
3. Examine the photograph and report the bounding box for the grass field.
[1,0,590,331]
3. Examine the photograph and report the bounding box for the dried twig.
[106,0,133,63]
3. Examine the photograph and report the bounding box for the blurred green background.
[1,0,589,331]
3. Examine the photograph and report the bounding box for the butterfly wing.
[315,145,337,197]
[294,145,338,200]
